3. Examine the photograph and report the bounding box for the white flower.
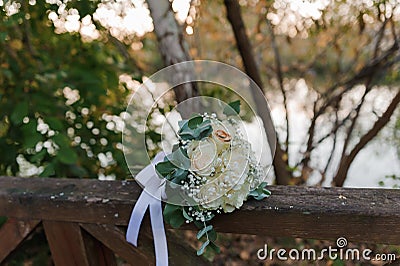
[184,116,261,214]
[197,179,223,209]
[221,146,250,185]
[221,181,251,213]
[187,138,219,176]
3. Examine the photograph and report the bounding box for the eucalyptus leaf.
[196,125,213,140]
[209,241,221,253]
[188,115,203,129]
[197,240,210,256]
[248,182,271,200]
[208,228,217,242]
[164,203,185,228]
[167,148,190,170]
[170,168,188,184]
[169,212,185,228]
[196,225,213,239]
[163,203,181,218]
[179,118,212,141]
[155,160,175,177]
[182,208,193,222]
[178,120,188,128]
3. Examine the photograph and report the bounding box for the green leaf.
[147,130,162,142]
[169,212,185,228]
[69,165,88,178]
[208,228,217,242]
[158,107,165,115]
[172,143,180,152]
[57,147,78,165]
[21,120,42,149]
[196,125,213,139]
[29,149,46,163]
[223,100,241,116]
[188,115,203,129]
[248,182,271,200]
[39,163,55,177]
[178,120,188,129]
[209,241,221,253]
[52,133,70,148]
[196,225,213,240]
[163,203,181,218]
[164,204,185,228]
[167,148,190,170]
[182,208,193,222]
[10,102,28,125]
[179,119,212,141]
[45,117,64,131]
[0,32,7,43]
[155,159,175,177]
[197,240,210,256]
[170,168,188,184]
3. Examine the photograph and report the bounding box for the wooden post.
[0,218,40,261]
[43,221,91,266]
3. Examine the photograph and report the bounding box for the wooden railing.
[0,176,399,265]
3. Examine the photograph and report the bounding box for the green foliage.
[194,221,219,256]
[223,100,241,116]
[196,225,213,239]
[248,182,271,200]
[197,240,210,256]
[178,117,213,141]
[163,203,185,228]
[155,148,190,184]
[0,1,137,179]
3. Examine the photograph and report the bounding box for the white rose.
[197,179,223,209]
[221,181,251,213]
[221,146,249,186]
[188,138,219,176]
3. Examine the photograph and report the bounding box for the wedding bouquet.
[155,100,270,255]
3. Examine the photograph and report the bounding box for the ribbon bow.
[126,152,168,266]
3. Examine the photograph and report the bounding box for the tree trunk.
[224,0,292,185]
[146,0,199,116]
[332,89,400,186]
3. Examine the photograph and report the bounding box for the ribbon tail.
[149,197,168,266]
[126,152,168,265]
[126,191,151,246]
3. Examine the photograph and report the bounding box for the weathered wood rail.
[0,176,399,265]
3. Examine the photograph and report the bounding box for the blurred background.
[0,0,399,265]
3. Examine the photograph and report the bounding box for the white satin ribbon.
[126,152,168,266]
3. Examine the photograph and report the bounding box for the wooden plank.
[0,218,40,261]
[81,223,155,266]
[0,176,138,226]
[80,228,117,266]
[43,221,90,266]
[1,176,400,245]
[81,219,210,266]
[165,229,210,265]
